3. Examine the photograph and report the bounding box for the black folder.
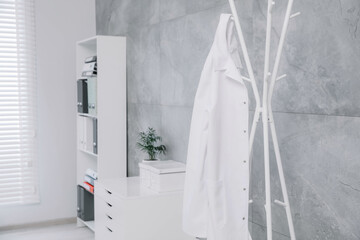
[77,79,88,113]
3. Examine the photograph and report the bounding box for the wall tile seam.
[127,101,194,109]
[250,220,291,238]
[126,103,360,119]
[157,9,164,142]
[125,2,232,32]
[157,16,162,115]
[159,2,230,23]
[159,13,187,23]
[264,110,360,119]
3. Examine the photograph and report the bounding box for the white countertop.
[96,177,184,199]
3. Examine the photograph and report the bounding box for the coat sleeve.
[182,56,215,238]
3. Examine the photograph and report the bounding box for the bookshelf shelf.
[77,36,97,48]
[79,149,98,158]
[78,113,97,119]
[77,218,95,232]
[76,36,127,234]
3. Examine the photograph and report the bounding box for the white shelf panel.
[78,218,95,232]
[79,149,98,158]
[78,113,97,119]
[77,36,97,48]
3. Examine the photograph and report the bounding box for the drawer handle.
[106,214,112,220]
[106,189,112,195]
[107,202,112,207]
[106,227,113,232]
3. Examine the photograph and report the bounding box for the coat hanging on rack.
[183,14,250,240]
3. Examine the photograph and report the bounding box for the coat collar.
[212,14,244,84]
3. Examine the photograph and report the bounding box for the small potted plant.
[137,127,166,161]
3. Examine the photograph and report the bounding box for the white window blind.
[0,0,38,205]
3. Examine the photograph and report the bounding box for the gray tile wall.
[96,0,360,239]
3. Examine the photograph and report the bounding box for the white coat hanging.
[183,14,250,240]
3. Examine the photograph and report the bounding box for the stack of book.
[83,168,97,194]
[82,56,97,77]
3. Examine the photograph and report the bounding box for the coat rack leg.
[267,0,297,237]
[262,104,272,240]
[268,110,296,240]
[229,0,298,239]
[249,107,261,177]
[261,0,275,238]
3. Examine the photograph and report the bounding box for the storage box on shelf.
[139,160,186,192]
[76,35,127,231]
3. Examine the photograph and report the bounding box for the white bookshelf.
[76,35,127,231]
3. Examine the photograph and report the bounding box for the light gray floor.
[0,223,94,240]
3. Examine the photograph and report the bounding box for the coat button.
[243,160,246,163]
[243,217,246,220]
[244,130,247,133]
[243,188,246,191]
[243,101,247,104]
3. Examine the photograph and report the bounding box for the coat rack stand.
[228,0,300,239]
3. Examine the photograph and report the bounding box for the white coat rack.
[228,0,299,239]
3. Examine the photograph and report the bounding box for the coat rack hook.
[276,74,287,81]
[266,72,271,81]
[241,76,252,82]
[269,1,275,12]
[290,12,301,19]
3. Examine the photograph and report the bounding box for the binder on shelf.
[78,115,97,154]
[82,71,97,77]
[82,62,97,72]
[85,117,94,153]
[84,55,97,63]
[93,118,98,154]
[78,116,86,151]
[77,185,94,221]
[77,79,88,113]
[87,77,97,116]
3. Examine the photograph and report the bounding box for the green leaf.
[136,127,166,159]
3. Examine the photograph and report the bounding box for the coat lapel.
[212,14,245,85]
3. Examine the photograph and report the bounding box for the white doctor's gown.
[183,14,250,240]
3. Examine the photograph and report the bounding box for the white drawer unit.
[94,177,193,240]
[95,197,123,238]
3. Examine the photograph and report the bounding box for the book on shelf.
[82,62,97,72]
[83,182,94,194]
[84,55,97,63]
[82,55,97,77]
[84,174,95,186]
[82,71,97,77]
[86,168,98,180]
